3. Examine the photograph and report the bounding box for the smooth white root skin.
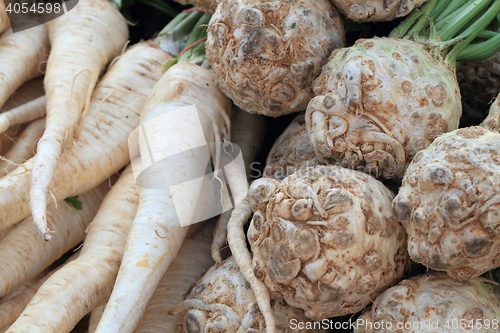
[88,305,104,333]
[0,96,46,134]
[0,118,45,178]
[95,62,232,333]
[0,79,44,114]
[0,1,9,34]
[212,109,266,262]
[0,223,17,243]
[0,79,45,156]
[0,253,79,331]
[0,19,48,111]
[0,43,167,233]
[227,199,276,333]
[134,222,216,333]
[30,0,128,241]
[0,180,109,298]
[7,165,138,333]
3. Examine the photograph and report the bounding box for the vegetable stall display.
[306,0,500,179]
[0,0,499,332]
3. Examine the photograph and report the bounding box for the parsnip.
[30,0,128,240]
[0,253,79,330]
[0,181,109,298]
[0,19,48,110]
[0,118,45,178]
[211,108,265,262]
[0,43,167,233]
[95,62,232,333]
[7,165,138,333]
[0,96,45,134]
[134,222,215,333]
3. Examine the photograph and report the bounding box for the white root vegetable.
[0,42,167,233]
[95,62,232,333]
[7,165,138,333]
[0,180,110,298]
[0,118,45,178]
[30,0,128,240]
[0,253,79,331]
[0,125,26,157]
[0,19,48,111]
[0,79,45,156]
[0,96,46,134]
[355,273,500,333]
[226,200,276,332]
[0,0,10,34]
[212,108,266,262]
[134,222,215,333]
[88,305,104,333]
[0,223,17,242]
[0,79,44,113]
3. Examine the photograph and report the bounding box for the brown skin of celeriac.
[206,0,345,117]
[393,125,500,281]
[331,0,429,22]
[173,0,218,13]
[247,165,408,320]
[173,257,323,332]
[265,112,327,180]
[306,37,461,180]
[355,272,500,333]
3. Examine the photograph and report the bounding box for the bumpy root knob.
[331,0,429,22]
[355,272,500,333]
[173,257,324,332]
[394,127,500,280]
[306,37,461,179]
[249,165,408,320]
[206,0,345,116]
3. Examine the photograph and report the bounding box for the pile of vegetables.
[0,0,500,332]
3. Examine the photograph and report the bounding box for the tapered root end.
[39,227,55,241]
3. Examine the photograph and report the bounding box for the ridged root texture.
[306,37,461,179]
[264,112,327,180]
[173,257,320,332]
[330,0,429,22]
[247,165,408,320]
[206,0,345,116]
[393,127,500,281]
[355,273,500,333]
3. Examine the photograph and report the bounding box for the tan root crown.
[206,0,345,116]
[393,126,500,281]
[355,272,500,332]
[306,38,461,179]
[248,165,408,320]
[173,257,322,332]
